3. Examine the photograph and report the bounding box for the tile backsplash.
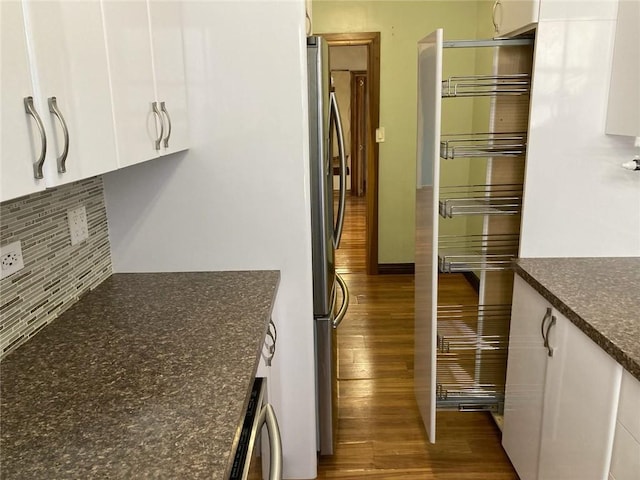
[0,177,112,358]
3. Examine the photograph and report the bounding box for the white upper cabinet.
[102,0,189,168]
[606,0,640,137]
[1,0,118,202]
[1,1,45,201]
[148,0,189,156]
[503,277,623,480]
[492,0,539,37]
[23,0,118,185]
[493,0,618,37]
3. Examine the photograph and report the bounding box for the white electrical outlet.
[67,206,89,246]
[0,241,25,279]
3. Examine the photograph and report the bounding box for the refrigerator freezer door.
[307,37,336,318]
[315,314,338,455]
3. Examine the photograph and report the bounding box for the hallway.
[317,195,518,478]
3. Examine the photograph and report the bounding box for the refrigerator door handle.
[332,273,350,328]
[330,91,347,249]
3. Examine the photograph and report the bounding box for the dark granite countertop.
[0,271,279,479]
[514,258,640,381]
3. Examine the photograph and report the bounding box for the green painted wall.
[313,0,496,264]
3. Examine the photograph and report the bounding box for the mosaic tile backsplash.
[0,177,112,358]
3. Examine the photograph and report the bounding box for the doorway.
[322,32,380,275]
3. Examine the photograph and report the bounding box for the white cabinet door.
[102,0,159,168]
[494,0,539,37]
[0,1,45,201]
[1,0,117,202]
[148,0,189,155]
[103,0,189,168]
[23,0,118,186]
[502,275,549,480]
[504,277,622,480]
[609,370,640,480]
[539,310,622,480]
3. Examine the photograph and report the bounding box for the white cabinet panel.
[519,19,640,258]
[539,0,618,21]
[502,275,548,480]
[0,1,45,201]
[494,0,539,37]
[610,421,640,480]
[610,370,640,480]
[606,0,640,137]
[23,0,118,185]
[504,277,622,480]
[1,0,117,202]
[148,0,189,155]
[102,0,189,168]
[414,28,442,444]
[102,0,159,168]
[493,0,618,38]
[538,310,622,480]
[618,370,640,441]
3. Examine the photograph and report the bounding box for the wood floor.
[318,194,518,479]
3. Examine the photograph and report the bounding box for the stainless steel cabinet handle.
[492,0,502,34]
[540,307,552,343]
[332,273,350,329]
[152,101,164,151]
[24,97,47,179]
[160,101,172,148]
[258,404,283,480]
[330,91,347,249]
[265,320,277,366]
[48,97,70,174]
[544,315,556,357]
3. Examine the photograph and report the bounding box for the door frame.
[321,32,380,275]
[350,70,367,196]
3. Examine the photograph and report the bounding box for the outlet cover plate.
[0,241,25,279]
[68,206,89,246]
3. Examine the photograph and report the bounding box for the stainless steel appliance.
[229,377,282,480]
[307,35,350,456]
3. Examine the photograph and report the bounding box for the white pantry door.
[414,28,442,444]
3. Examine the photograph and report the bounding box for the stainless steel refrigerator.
[307,35,349,456]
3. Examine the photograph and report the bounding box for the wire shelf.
[439,184,523,217]
[442,74,531,97]
[438,234,519,273]
[440,132,527,159]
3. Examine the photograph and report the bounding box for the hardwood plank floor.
[319,194,518,479]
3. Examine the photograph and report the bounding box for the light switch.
[376,127,385,143]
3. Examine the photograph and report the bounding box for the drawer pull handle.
[48,97,69,173]
[24,96,47,179]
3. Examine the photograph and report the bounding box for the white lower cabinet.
[503,276,622,480]
[609,371,640,480]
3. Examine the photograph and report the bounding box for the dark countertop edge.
[513,263,640,382]
[225,272,280,479]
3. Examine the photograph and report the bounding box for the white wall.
[102,1,317,478]
[520,17,640,258]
